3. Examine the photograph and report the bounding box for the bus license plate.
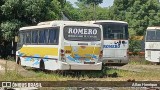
[79,57,91,60]
[84,62,95,64]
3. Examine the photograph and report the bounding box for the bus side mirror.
[15,36,18,42]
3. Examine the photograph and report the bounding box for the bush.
[129,40,142,56]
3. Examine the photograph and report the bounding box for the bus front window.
[146,30,160,42]
[17,31,25,50]
[156,30,160,41]
[146,30,156,41]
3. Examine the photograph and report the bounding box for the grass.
[0,70,24,81]
[129,56,151,65]
[1,65,160,81]
[24,67,160,81]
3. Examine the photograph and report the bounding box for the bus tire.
[40,59,45,71]
[17,57,21,65]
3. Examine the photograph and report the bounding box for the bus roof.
[147,26,160,30]
[19,20,101,31]
[85,20,128,24]
[37,20,78,26]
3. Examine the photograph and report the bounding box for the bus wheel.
[40,59,45,71]
[17,57,21,65]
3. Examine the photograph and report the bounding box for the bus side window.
[18,31,26,44]
[26,31,31,44]
[48,28,59,45]
[32,30,38,44]
[39,29,48,44]
[23,33,26,44]
[156,30,160,41]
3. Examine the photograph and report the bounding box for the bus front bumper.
[59,62,102,70]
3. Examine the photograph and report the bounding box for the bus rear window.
[63,26,101,41]
[97,23,128,40]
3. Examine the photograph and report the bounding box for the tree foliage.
[0,0,63,41]
[75,0,107,21]
[110,0,160,35]
[1,20,21,40]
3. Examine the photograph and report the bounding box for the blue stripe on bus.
[85,54,97,59]
[67,55,80,63]
[85,58,90,62]
[33,60,39,65]
[17,55,58,60]
[25,57,32,61]
[43,56,49,62]
[74,54,81,59]
[67,56,76,62]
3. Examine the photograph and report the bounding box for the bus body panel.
[17,45,60,70]
[18,46,59,57]
[64,41,102,64]
[103,40,129,64]
[44,60,59,70]
[145,42,160,62]
[59,62,102,70]
[103,40,128,57]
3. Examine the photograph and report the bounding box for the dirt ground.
[0,59,36,77]
[118,64,160,72]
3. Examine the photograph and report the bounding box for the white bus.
[16,21,103,71]
[145,26,160,64]
[85,20,129,66]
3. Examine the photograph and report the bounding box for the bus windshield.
[146,29,160,42]
[97,23,128,40]
[63,26,101,41]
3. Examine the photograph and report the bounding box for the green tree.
[58,0,66,9]
[78,0,103,5]
[45,0,61,20]
[75,0,107,21]
[108,0,160,53]
[63,1,81,20]
[110,0,160,35]
[0,0,63,57]
[1,20,21,40]
[0,0,62,41]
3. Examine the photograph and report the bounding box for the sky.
[67,0,114,7]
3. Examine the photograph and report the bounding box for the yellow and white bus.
[16,21,103,70]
